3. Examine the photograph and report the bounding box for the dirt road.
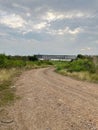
[1,67,98,130]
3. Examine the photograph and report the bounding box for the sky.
[0,0,98,55]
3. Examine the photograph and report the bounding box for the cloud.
[12,3,29,11]
[42,11,65,22]
[26,13,31,17]
[0,12,48,34]
[0,10,84,36]
[81,47,92,51]
[47,27,83,35]
[66,11,91,19]
[68,27,83,34]
[0,13,26,29]
[33,22,48,30]
[42,10,92,22]
[21,21,50,35]
[0,0,98,55]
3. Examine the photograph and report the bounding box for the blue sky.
[0,0,98,55]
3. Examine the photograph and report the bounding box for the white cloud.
[0,14,27,29]
[26,13,31,17]
[42,11,65,22]
[42,11,64,22]
[81,47,92,51]
[47,27,83,35]
[68,27,83,34]
[42,10,92,22]
[64,12,90,19]
[0,10,50,34]
[33,22,48,30]
[21,21,50,35]
[0,10,84,37]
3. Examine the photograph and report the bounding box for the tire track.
[11,68,98,130]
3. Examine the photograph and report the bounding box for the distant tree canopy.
[28,55,38,61]
[0,54,38,61]
[77,54,86,59]
[67,54,96,73]
[0,54,38,68]
[0,54,7,67]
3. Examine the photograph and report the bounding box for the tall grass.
[53,55,98,83]
[0,54,53,69]
[25,60,53,69]
[0,54,53,106]
[0,68,21,106]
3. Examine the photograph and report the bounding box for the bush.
[28,55,38,61]
[77,54,86,59]
[67,59,96,73]
[0,54,4,66]
[54,56,98,83]
[0,54,26,68]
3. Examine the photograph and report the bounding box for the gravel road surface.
[1,67,98,130]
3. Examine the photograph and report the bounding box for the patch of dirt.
[1,67,98,130]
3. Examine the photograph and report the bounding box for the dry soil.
[0,67,98,130]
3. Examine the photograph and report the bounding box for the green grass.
[0,87,15,106]
[0,68,22,106]
[52,57,98,83]
[57,69,98,83]
[0,59,53,106]
[52,61,68,70]
[1,54,97,107]
[25,60,53,69]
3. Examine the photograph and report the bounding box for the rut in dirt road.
[2,67,98,130]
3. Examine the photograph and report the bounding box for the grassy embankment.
[0,54,53,106]
[53,55,98,83]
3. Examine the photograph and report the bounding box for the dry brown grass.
[0,68,21,106]
[58,69,98,83]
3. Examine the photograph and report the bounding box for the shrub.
[77,54,86,59]
[0,54,8,68]
[67,59,96,73]
[28,55,38,61]
[0,54,26,68]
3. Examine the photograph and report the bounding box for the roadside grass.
[1,54,97,107]
[0,60,53,107]
[52,61,68,70]
[57,69,98,83]
[0,68,21,106]
[25,60,53,69]
[52,57,98,83]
